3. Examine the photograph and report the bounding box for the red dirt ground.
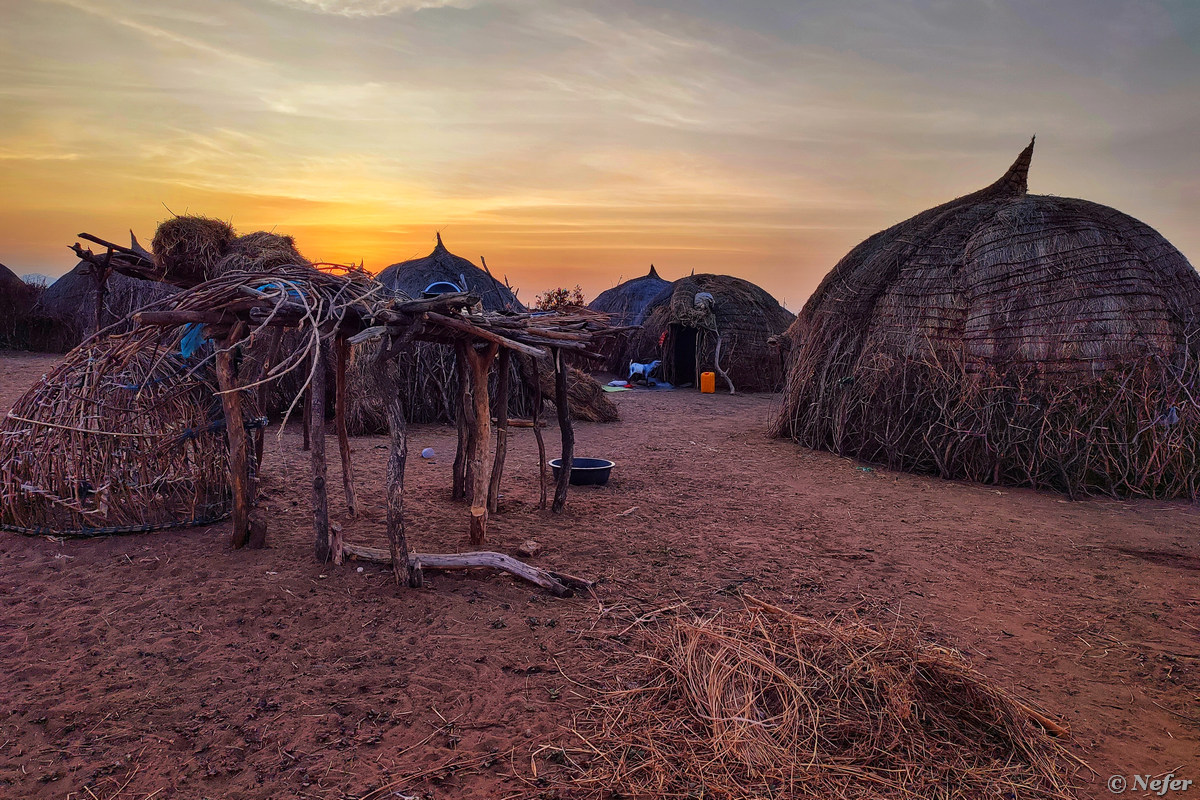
[1,350,1198,799]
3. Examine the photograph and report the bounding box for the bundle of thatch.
[632,273,794,391]
[0,326,238,534]
[587,264,670,373]
[376,233,524,312]
[35,261,180,351]
[553,603,1078,799]
[344,341,618,433]
[150,215,236,284]
[771,139,1200,499]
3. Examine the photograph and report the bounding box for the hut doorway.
[670,324,697,386]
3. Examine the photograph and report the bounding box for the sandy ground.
[1,350,1198,799]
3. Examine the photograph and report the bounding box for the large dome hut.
[632,274,794,392]
[377,233,524,312]
[587,265,671,374]
[771,139,1200,498]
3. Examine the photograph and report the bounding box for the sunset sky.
[1,0,1197,309]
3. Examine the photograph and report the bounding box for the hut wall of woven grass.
[0,327,240,534]
[345,341,618,434]
[35,261,181,351]
[632,274,794,391]
[376,234,525,312]
[0,263,47,350]
[771,140,1200,499]
[587,265,670,374]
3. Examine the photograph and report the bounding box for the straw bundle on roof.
[552,603,1078,799]
[633,274,794,391]
[151,215,236,284]
[771,139,1200,498]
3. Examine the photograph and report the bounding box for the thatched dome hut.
[633,274,794,392]
[0,327,235,534]
[36,260,180,350]
[587,265,671,374]
[376,234,524,312]
[0,262,38,349]
[771,139,1200,498]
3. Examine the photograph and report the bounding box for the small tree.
[534,285,585,311]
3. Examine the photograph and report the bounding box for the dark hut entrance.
[669,324,698,386]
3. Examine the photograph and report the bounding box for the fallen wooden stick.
[340,542,591,597]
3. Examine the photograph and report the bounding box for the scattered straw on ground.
[547,598,1081,799]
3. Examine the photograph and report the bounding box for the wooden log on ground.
[310,346,331,562]
[371,336,415,586]
[552,348,573,513]
[465,342,499,544]
[215,324,254,548]
[339,543,592,597]
[487,347,511,514]
[335,337,357,516]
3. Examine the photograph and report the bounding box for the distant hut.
[587,265,670,373]
[771,139,1200,499]
[0,262,37,349]
[377,233,524,312]
[633,274,794,392]
[36,260,179,350]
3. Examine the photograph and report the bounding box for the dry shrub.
[151,215,236,283]
[557,604,1079,799]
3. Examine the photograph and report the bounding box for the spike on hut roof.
[376,234,524,313]
[588,264,671,327]
[772,139,1200,499]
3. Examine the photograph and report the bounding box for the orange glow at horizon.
[2,1,1197,310]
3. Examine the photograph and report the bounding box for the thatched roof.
[36,261,180,349]
[376,234,524,312]
[633,274,794,391]
[0,262,29,297]
[772,138,1200,498]
[588,265,670,327]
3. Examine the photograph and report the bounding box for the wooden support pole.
[487,347,512,514]
[452,341,470,501]
[310,345,331,563]
[254,326,284,468]
[465,342,499,544]
[552,347,573,513]
[215,324,254,548]
[371,337,414,586]
[302,387,312,451]
[93,252,111,334]
[335,337,357,516]
[529,356,548,510]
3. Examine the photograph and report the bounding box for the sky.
[1,0,1197,310]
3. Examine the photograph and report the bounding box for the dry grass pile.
[216,231,308,275]
[151,215,236,284]
[555,603,1079,800]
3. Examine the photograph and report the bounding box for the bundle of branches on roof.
[771,139,1200,499]
[548,602,1079,799]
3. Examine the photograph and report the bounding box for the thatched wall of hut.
[345,341,618,434]
[376,234,524,312]
[632,274,794,391]
[35,261,180,351]
[587,265,670,374]
[771,139,1200,499]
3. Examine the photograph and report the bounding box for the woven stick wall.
[771,139,1200,499]
[0,327,237,534]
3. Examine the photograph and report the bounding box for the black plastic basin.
[549,458,615,486]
